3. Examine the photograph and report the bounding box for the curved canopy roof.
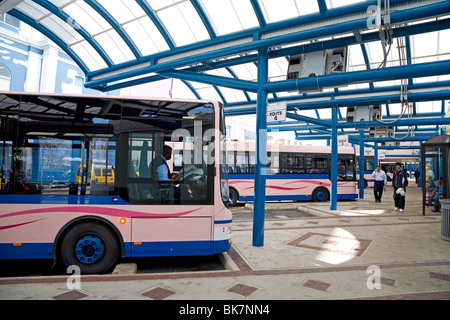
[3,0,450,141]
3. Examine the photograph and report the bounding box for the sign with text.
[266,102,287,123]
[338,135,349,146]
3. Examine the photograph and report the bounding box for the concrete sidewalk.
[1,184,449,300]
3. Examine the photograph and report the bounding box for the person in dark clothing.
[149,145,180,201]
[391,162,407,212]
[414,168,420,185]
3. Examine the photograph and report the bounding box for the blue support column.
[253,48,269,247]
[374,143,378,168]
[409,162,412,178]
[330,105,338,210]
[419,142,423,188]
[359,130,365,199]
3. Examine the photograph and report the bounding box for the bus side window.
[249,152,256,174]
[227,152,235,174]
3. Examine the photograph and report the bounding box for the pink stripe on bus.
[0,207,201,220]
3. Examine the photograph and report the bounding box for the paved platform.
[1,183,449,301]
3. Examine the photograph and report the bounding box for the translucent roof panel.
[122,17,170,55]
[147,0,210,47]
[268,57,288,82]
[218,86,249,103]
[229,63,258,82]
[416,101,443,114]
[96,0,169,55]
[60,1,111,36]
[326,0,366,9]
[71,42,109,71]
[348,44,367,72]
[94,30,135,64]
[258,0,319,23]
[199,0,259,35]
[190,82,223,102]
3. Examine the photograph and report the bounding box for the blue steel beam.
[151,17,448,87]
[101,14,450,93]
[84,0,142,59]
[317,0,327,14]
[263,60,450,93]
[225,85,450,116]
[250,0,267,27]
[32,0,114,67]
[338,117,450,129]
[226,67,252,102]
[286,112,332,127]
[278,115,450,132]
[190,0,216,40]
[87,0,406,78]
[8,9,89,74]
[181,80,202,100]
[85,0,449,88]
[136,0,176,50]
[190,0,216,39]
[158,70,258,92]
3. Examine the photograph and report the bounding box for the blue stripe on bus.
[214,219,232,224]
[130,240,231,257]
[0,243,53,260]
[0,240,231,260]
[0,194,129,205]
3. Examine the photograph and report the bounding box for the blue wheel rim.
[316,191,325,201]
[75,235,105,265]
[229,191,235,203]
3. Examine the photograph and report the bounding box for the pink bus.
[0,92,231,274]
[227,142,357,206]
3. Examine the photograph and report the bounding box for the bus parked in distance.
[0,92,231,274]
[226,141,357,206]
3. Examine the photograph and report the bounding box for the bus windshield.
[0,93,219,206]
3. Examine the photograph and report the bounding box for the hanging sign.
[338,135,349,146]
[266,102,287,123]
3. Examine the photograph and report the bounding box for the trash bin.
[441,199,450,241]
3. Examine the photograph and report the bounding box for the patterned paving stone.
[53,290,88,300]
[302,279,331,292]
[142,287,175,300]
[380,277,398,287]
[429,272,450,281]
[227,283,258,297]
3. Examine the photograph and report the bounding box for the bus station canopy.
[4,0,450,246]
[3,1,449,134]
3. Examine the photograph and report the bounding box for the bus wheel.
[59,222,119,274]
[229,188,239,207]
[312,187,329,202]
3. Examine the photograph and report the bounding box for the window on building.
[0,13,21,29]
[0,64,11,90]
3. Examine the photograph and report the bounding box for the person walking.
[391,162,407,212]
[414,168,420,186]
[371,165,387,203]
